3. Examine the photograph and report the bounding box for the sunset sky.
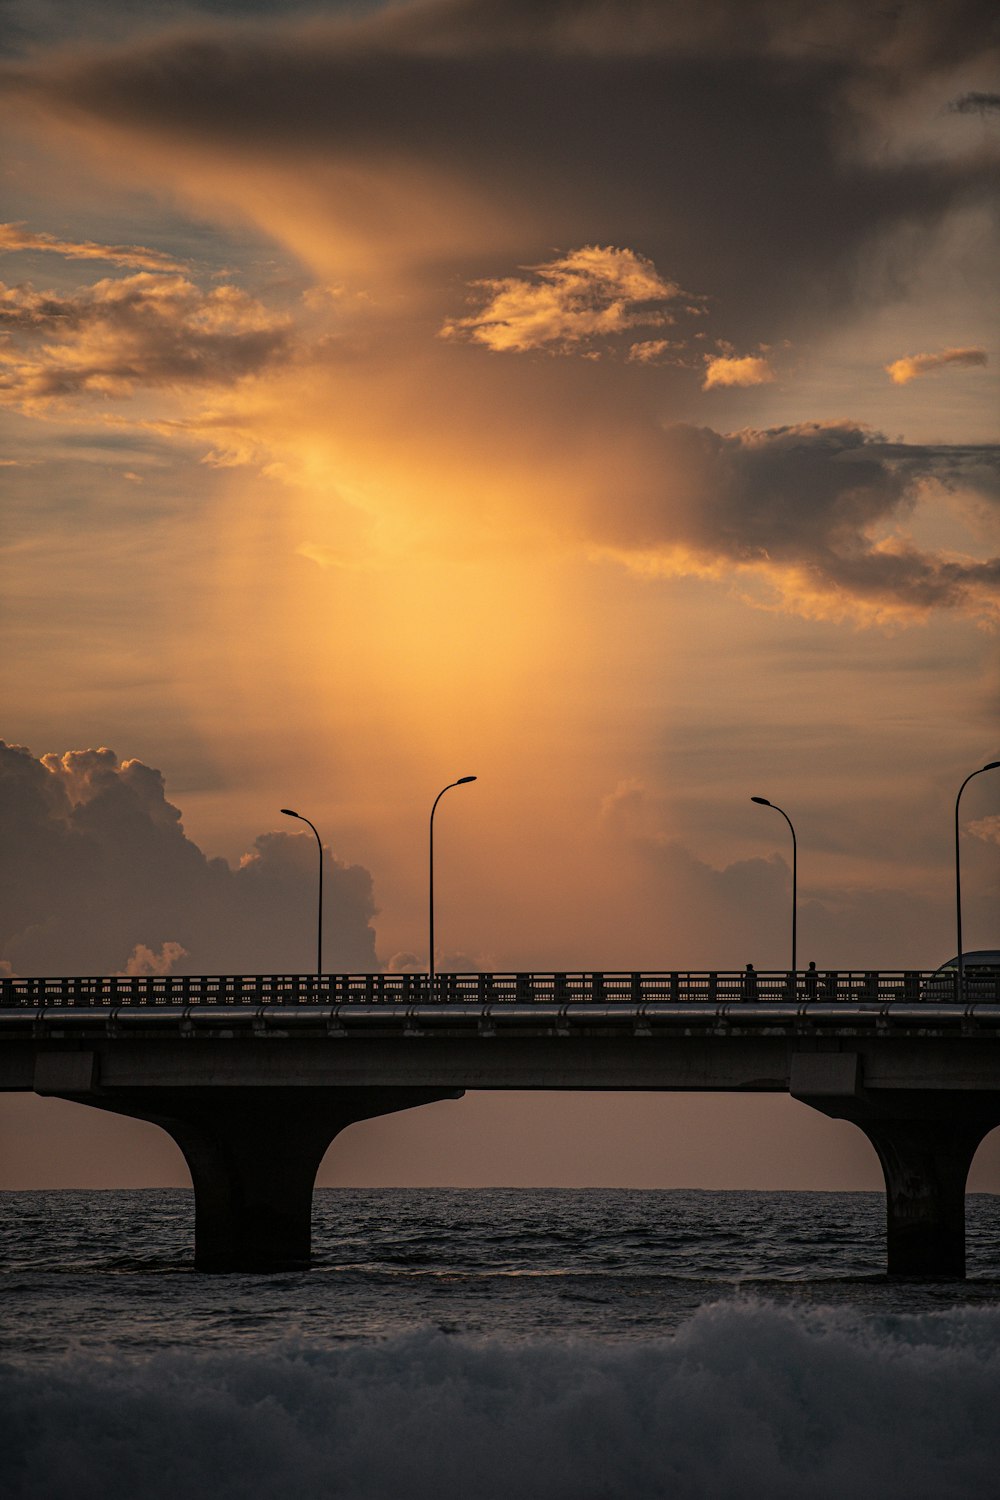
[1,0,998,1191]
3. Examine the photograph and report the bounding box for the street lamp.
[954,760,1000,992]
[751,796,797,972]
[429,777,477,993]
[280,808,323,980]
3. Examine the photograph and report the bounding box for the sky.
[1,0,998,1192]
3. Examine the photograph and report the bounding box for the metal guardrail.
[2,970,999,1008]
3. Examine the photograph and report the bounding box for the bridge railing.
[1,970,998,1007]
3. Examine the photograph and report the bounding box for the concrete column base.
[798,1088,1000,1278]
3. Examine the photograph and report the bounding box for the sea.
[3,1187,1000,1499]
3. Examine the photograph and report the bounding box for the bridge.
[4,969,1000,1278]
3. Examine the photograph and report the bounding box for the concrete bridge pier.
[858,1108,996,1278]
[796,1083,1000,1278]
[74,1086,463,1272]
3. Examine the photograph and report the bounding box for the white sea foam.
[4,1300,1000,1500]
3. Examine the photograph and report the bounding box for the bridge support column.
[60,1086,462,1272]
[165,1093,343,1273]
[858,1113,989,1278]
[794,1081,1000,1278]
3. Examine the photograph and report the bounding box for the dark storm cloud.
[594,421,1000,619]
[951,91,1000,114]
[0,743,379,975]
[7,0,997,345]
[374,0,999,66]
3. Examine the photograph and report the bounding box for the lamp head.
[280,808,299,818]
[750,796,771,806]
[457,776,477,785]
[984,761,1000,772]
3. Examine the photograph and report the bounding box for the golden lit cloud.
[117,939,188,976]
[885,347,988,384]
[2,222,996,630]
[440,246,687,354]
[0,270,292,410]
[627,339,687,365]
[0,221,185,272]
[702,353,775,389]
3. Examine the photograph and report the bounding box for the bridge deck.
[4,1001,1000,1041]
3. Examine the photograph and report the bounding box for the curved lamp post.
[429,777,477,992]
[751,796,797,973]
[281,808,323,980]
[955,760,1000,992]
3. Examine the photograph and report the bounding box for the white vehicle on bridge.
[924,951,1000,998]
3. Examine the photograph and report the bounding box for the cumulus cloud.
[0,742,379,975]
[385,951,422,974]
[0,222,185,272]
[117,940,188,976]
[702,354,775,389]
[885,347,988,385]
[440,246,687,354]
[591,420,1000,623]
[0,272,292,411]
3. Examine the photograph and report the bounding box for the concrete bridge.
[4,969,1000,1278]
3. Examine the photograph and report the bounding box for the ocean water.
[3,1188,1000,1498]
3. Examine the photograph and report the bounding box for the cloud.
[0,222,185,272]
[440,246,686,354]
[0,742,379,975]
[951,92,1000,115]
[598,779,955,970]
[702,354,775,389]
[437,950,489,974]
[627,339,686,365]
[8,0,996,342]
[386,948,490,974]
[591,420,1000,623]
[117,939,188,976]
[885,347,988,385]
[0,271,292,411]
[386,951,422,974]
[968,815,1000,845]
[4,265,991,624]
[0,0,995,637]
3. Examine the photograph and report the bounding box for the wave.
[3,1299,1000,1500]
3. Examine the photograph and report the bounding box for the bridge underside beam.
[60,1085,462,1272]
[796,1089,1000,1278]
